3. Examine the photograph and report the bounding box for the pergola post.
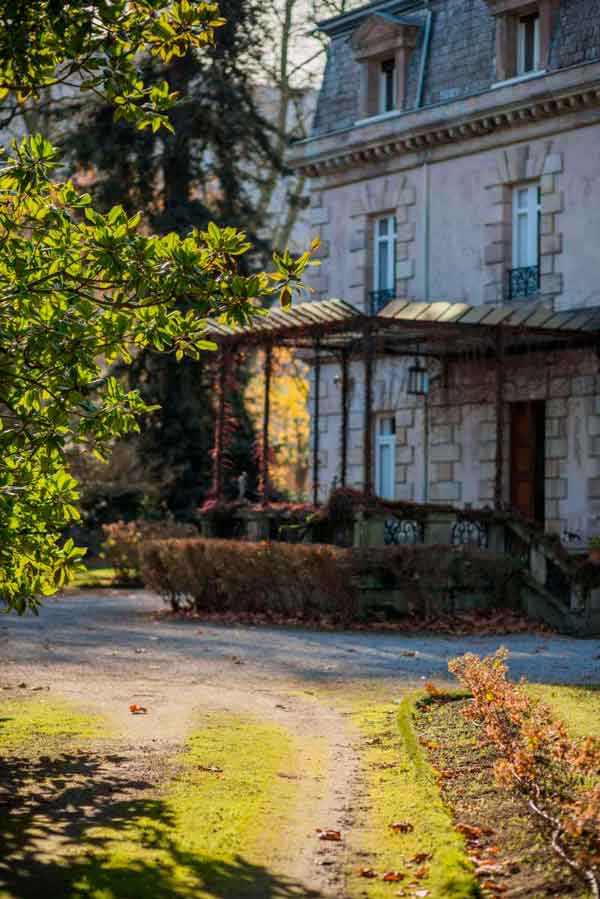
[340,348,350,487]
[260,344,272,501]
[363,325,375,496]
[494,331,505,511]
[312,338,321,505]
[213,349,227,499]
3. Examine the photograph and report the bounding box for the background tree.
[0,1,318,611]
[60,0,284,513]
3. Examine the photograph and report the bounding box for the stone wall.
[310,348,600,539]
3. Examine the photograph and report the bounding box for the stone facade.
[290,0,600,539]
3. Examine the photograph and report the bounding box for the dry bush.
[139,539,520,621]
[139,538,359,619]
[449,649,600,897]
[102,519,198,583]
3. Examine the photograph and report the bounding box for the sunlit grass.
[526,683,600,739]
[346,696,481,899]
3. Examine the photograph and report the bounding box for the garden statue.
[237,471,248,501]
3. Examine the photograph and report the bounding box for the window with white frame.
[516,12,540,75]
[378,59,395,114]
[375,417,396,500]
[372,215,396,311]
[510,183,541,299]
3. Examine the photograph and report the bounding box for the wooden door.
[510,402,545,523]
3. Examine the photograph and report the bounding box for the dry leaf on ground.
[390,821,414,833]
[358,867,377,878]
[409,852,432,865]
[382,870,404,881]
[317,829,342,842]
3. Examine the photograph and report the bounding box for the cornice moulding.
[289,63,600,177]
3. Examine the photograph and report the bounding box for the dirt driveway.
[1,589,599,898]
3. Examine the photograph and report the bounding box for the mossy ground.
[346,697,480,899]
[0,696,103,753]
[0,700,304,899]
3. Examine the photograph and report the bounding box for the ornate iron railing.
[451,517,489,550]
[384,518,424,546]
[508,265,539,300]
[369,289,396,314]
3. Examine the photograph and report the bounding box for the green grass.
[83,713,300,898]
[70,566,118,589]
[347,695,481,899]
[0,703,301,899]
[526,683,600,739]
[0,696,103,752]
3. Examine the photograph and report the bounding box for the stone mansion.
[286,0,600,541]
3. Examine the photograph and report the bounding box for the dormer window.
[517,12,540,74]
[379,59,396,113]
[350,14,420,120]
[486,0,558,83]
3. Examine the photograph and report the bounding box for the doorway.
[510,401,546,523]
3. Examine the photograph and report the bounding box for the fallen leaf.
[358,867,377,878]
[456,823,492,840]
[414,866,429,879]
[129,704,147,714]
[382,870,404,881]
[475,864,504,877]
[198,765,223,773]
[481,881,507,894]
[409,852,432,865]
[317,829,342,842]
[414,891,430,898]
[390,821,414,833]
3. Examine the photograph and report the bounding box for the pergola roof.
[205,297,600,356]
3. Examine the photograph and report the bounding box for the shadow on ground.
[0,743,323,899]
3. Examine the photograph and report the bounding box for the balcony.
[369,288,396,314]
[508,265,540,300]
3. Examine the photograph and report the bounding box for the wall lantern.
[407,358,429,396]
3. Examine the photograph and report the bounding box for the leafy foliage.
[0,4,319,612]
[0,0,226,132]
[449,649,600,897]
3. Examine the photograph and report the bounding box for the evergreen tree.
[63,0,280,514]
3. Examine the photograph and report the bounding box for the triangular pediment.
[350,13,419,55]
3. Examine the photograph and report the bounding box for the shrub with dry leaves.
[449,649,600,898]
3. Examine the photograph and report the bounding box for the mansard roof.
[309,0,600,141]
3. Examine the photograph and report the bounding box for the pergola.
[205,297,600,508]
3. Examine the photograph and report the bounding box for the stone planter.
[424,511,455,546]
[352,511,388,547]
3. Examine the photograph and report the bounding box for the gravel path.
[3,589,599,688]
[1,590,599,898]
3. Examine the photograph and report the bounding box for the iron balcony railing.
[508,265,540,300]
[369,288,396,314]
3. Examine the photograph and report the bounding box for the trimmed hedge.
[139,538,521,621]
